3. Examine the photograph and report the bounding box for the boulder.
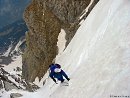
[4,81,18,91]
[10,93,23,98]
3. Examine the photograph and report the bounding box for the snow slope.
[54,0,130,97]
[2,0,130,98]
[57,29,66,54]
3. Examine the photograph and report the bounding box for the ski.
[61,81,69,86]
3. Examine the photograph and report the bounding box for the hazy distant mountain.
[0,19,28,65]
[0,0,31,28]
[0,19,28,55]
[0,0,31,64]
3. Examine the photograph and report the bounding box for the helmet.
[49,63,54,68]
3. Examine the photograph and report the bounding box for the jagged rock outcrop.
[4,81,18,91]
[0,79,4,90]
[0,68,20,91]
[23,0,99,82]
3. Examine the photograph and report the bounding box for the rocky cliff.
[23,0,99,82]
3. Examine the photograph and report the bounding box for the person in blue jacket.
[49,63,70,83]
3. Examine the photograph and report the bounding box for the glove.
[52,78,57,84]
[54,80,58,84]
[67,78,70,81]
[55,82,58,84]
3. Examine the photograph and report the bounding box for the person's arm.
[61,70,70,81]
[49,72,57,83]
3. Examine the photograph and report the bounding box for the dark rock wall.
[23,0,61,81]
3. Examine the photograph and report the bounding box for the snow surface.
[2,43,13,57]
[2,35,25,57]
[0,56,25,97]
[2,56,25,88]
[3,56,22,74]
[1,0,130,98]
[57,29,66,54]
[11,38,26,55]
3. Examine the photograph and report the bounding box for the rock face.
[23,1,61,81]
[4,81,18,91]
[0,80,3,90]
[23,0,99,82]
[0,68,20,91]
[10,93,23,98]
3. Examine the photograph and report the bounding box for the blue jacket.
[49,64,60,82]
[50,64,59,73]
[49,64,69,83]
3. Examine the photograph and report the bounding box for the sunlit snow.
[57,29,66,54]
[2,44,12,57]
[3,56,22,74]
[11,38,26,55]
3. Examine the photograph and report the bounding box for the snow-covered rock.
[10,93,23,98]
[4,81,18,91]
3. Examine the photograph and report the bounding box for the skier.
[49,63,70,84]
